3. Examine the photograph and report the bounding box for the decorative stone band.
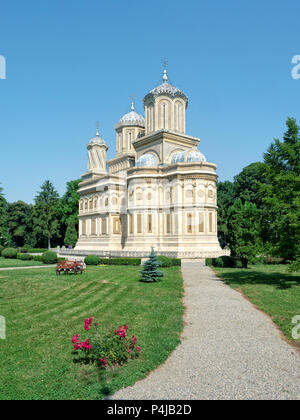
[51,247,230,259]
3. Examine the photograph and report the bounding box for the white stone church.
[74,69,227,259]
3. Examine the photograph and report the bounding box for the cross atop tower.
[96,121,100,136]
[130,94,135,111]
[162,58,168,83]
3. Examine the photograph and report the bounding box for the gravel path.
[113,262,300,400]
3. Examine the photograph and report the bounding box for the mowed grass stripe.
[11,282,120,324]
[0,265,184,400]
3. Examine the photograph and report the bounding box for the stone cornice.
[132,129,200,148]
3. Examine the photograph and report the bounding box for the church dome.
[88,128,107,147]
[171,149,206,164]
[187,150,206,162]
[116,102,145,128]
[143,69,188,105]
[136,153,158,167]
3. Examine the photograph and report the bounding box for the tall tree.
[6,201,33,247]
[227,199,261,268]
[217,181,235,248]
[233,162,266,207]
[58,179,81,246]
[32,180,60,249]
[259,117,300,260]
[0,183,12,247]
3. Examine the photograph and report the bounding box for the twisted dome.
[136,153,158,167]
[88,129,107,147]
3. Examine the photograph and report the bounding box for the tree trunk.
[48,237,51,250]
[241,257,248,269]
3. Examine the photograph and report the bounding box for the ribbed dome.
[171,149,206,164]
[116,102,145,128]
[187,150,206,162]
[119,110,145,125]
[136,153,158,167]
[143,69,188,104]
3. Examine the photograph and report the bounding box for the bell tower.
[86,126,108,175]
[143,66,188,135]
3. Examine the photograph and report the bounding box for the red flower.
[72,334,79,344]
[84,317,94,331]
[99,357,107,367]
[115,326,127,338]
[137,346,141,353]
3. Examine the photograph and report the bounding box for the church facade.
[75,69,227,259]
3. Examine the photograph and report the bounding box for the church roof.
[136,153,158,167]
[87,128,107,147]
[171,149,206,164]
[143,69,188,104]
[116,102,145,129]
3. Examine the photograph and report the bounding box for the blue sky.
[0,0,299,203]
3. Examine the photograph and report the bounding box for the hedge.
[17,253,34,261]
[84,255,101,265]
[157,255,181,267]
[0,245,4,255]
[2,248,18,259]
[41,251,58,264]
[27,248,48,254]
[33,255,43,262]
[98,258,141,266]
[206,256,236,268]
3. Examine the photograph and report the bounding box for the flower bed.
[72,317,141,370]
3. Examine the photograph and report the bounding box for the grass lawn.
[0,257,45,268]
[213,264,300,344]
[0,265,184,400]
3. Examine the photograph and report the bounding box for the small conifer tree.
[140,248,164,282]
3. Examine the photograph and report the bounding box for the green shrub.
[2,248,18,259]
[19,247,29,254]
[157,256,172,267]
[158,256,181,267]
[33,255,43,262]
[214,257,225,267]
[97,258,141,266]
[205,258,213,267]
[206,256,236,268]
[27,248,48,254]
[288,259,300,273]
[0,245,4,255]
[84,255,101,265]
[17,253,33,261]
[41,251,58,264]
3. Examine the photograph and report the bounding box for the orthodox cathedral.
[75,69,227,259]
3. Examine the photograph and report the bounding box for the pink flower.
[137,346,141,353]
[82,339,92,351]
[84,317,94,331]
[115,326,127,338]
[124,325,128,331]
[99,357,107,367]
[131,336,137,347]
[72,334,79,344]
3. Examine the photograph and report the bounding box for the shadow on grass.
[219,268,300,290]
